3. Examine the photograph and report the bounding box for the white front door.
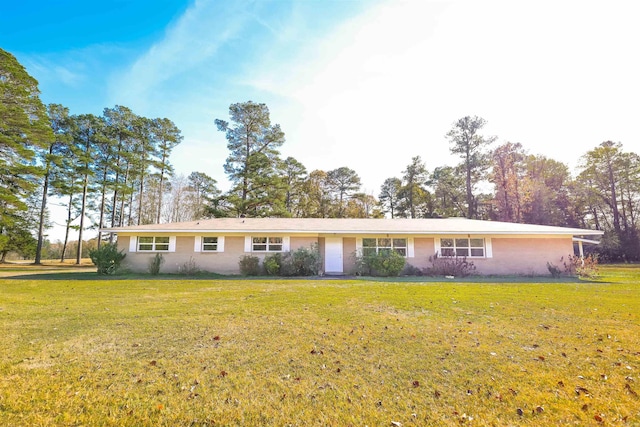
[324,237,344,274]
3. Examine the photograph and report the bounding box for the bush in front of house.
[148,253,164,275]
[353,250,406,277]
[89,243,126,275]
[426,253,476,277]
[281,244,322,276]
[263,253,282,276]
[239,255,261,276]
[561,254,599,279]
[262,245,322,276]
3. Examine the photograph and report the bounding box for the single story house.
[103,217,603,275]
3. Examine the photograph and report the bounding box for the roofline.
[101,228,604,236]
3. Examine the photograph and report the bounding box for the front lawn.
[0,265,638,425]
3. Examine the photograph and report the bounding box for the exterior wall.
[117,233,575,276]
[119,235,319,274]
[410,237,435,271]
[342,237,357,274]
[474,237,573,275]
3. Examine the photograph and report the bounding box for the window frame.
[202,236,218,252]
[438,237,486,258]
[252,236,284,252]
[362,237,408,257]
[137,236,170,252]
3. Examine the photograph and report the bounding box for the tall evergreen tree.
[326,167,361,218]
[34,104,72,263]
[0,48,53,260]
[151,117,182,223]
[215,101,285,216]
[379,177,402,218]
[446,116,496,218]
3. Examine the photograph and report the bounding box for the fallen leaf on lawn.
[516,408,524,416]
[575,386,591,396]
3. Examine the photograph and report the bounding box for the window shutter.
[407,238,415,258]
[283,236,290,252]
[218,236,225,252]
[434,238,441,256]
[485,238,493,258]
[194,236,201,253]
[355,238,363,256]
[244,236,252,252]
[168,236,176,252]
[129,236,137,253]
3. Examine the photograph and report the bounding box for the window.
[440,238,485,257]
[252,237,283,252]
[202,237,218,251]
[138,236,170,251]
[362,238,407,257]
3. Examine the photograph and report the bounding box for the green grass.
[1,265,639,426]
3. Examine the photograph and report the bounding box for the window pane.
[139,244,153,251]
[441,238,453,248]
[363,248,376,257]
[393,238,407,248]
[470,238,484,247]
[269,237,283,244]
[203,236,217,251]
[253,237,267,244]
[253,244,267,251]
[156,244,169,251]
[455,238,469,248]
[378,238,391,247]
[269,245,283,252]
[441,248,455,256]
[456,248,469,257]
[139,237,153,244]
[470,248,484,257]
[394,248,407,256]
[155,237,170,244]
[363,238,376,247]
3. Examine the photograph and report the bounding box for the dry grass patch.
[0,266,639,425]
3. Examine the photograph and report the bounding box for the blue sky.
[2,0,640,239]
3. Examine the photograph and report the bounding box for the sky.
[2,0,639,241]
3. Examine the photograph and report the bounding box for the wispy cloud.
[108,0,253,110]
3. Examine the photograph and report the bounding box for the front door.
[324,237,344,274]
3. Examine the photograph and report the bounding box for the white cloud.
[246,0,640,192]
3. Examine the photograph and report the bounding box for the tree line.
[2,48,639,263]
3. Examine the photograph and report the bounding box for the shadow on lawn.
[0,270,600,283]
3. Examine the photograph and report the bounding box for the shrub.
[263,253,282,276]
[547,262,562,278]
[148,253,164,275]
[426,253,476,277]
[352,250,406,277]
[178,257,201,276]
[281,244,322,276]
[562,254,599,279]
[89,243,126,275]
[402,263,423,276]
[239,255,261,276]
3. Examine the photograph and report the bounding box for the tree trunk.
[35,158,51,264]
[61,193,73,262]
[76,169,89,264]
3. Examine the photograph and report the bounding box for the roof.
[102,217,603,237]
